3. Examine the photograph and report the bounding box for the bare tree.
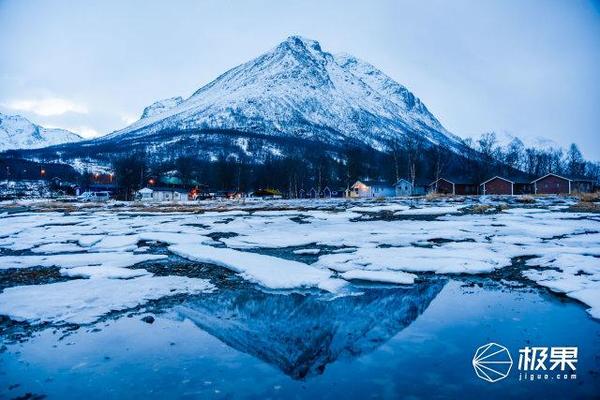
[433,144,450,191]
[503,138,525,170]
[566,143,585,177]
[402,135,421,188]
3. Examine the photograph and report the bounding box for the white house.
[349,180,395,198]
[136,187,189,202]
[395,179,414,196]
[137,187,153,201]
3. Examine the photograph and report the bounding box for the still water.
[1,278,599,399]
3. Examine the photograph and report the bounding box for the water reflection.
[176,280,445,379]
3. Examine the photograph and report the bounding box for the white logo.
[517,346,577,381]
[472,342,513,383]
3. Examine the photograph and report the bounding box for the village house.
[570,177,595,193]
[429,177,479,195]
[531,173,572,195]
[480,176,513,195]
[394,178,429,196]
[349,180,395,198]
[304,186,344,199]
[530,173,595,195]
[136,187,153,201]
[428,178,453,195]
[395,179,413,196]
[135,187,189,202]
[479,175,533,195]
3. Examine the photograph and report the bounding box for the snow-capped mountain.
[101,36,464,154]
[493,131,561,151]
[0,113,82,151]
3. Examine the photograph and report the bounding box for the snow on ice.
[169,244,344,291]
[0,276,215,324]
[0,196,598,322]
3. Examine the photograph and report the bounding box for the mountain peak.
[105,36,463,156]
[283,35,322,52]
[275,36,328,64]
[0,112,82,151]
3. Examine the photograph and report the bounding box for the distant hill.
[0,112,82,152]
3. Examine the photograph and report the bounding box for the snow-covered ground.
[0,196,598,324]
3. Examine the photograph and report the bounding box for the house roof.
[568,176,595,182]
[395,178,412,185]
[531,173,572,183]
[429,176,478,186]
[138,187,153,194]
[354,180,393,187]
[480,172,534,184]
[480,176,514,185]
[150,187,189,193]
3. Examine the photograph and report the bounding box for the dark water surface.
[1,279,599,399]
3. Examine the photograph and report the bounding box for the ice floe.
[340,269,416,284]
[523,253,600,318]
[0,252,166,270]
[0,275,215,324]
[169,244,344,291]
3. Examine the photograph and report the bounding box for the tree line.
[462,132,599,181]
[3,130,597,200]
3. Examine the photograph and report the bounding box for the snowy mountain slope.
[140,97,183,119]
[0,113,82,151]
[101,36,465,154]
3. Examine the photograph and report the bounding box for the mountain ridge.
[0,112,82,152]
[97,36,464,155]
[3,36,470,167]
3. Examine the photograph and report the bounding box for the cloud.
[74,126,101,138]
[2,98,88,116]
[45,124,101,138]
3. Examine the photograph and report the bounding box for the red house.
[532,173,571,194]
[480,175,534,195]
[429,177,479,195]
[429,178,454,194]
[480,176,513,195]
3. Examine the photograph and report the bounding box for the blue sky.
[1,0,599,158]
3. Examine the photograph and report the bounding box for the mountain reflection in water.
[176,280,446,379]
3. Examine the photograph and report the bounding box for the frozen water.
[0,196,598,322]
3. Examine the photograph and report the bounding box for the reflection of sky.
[1,0,599,159]
[0,280,598,399]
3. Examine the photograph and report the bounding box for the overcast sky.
[1,0,599,158]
